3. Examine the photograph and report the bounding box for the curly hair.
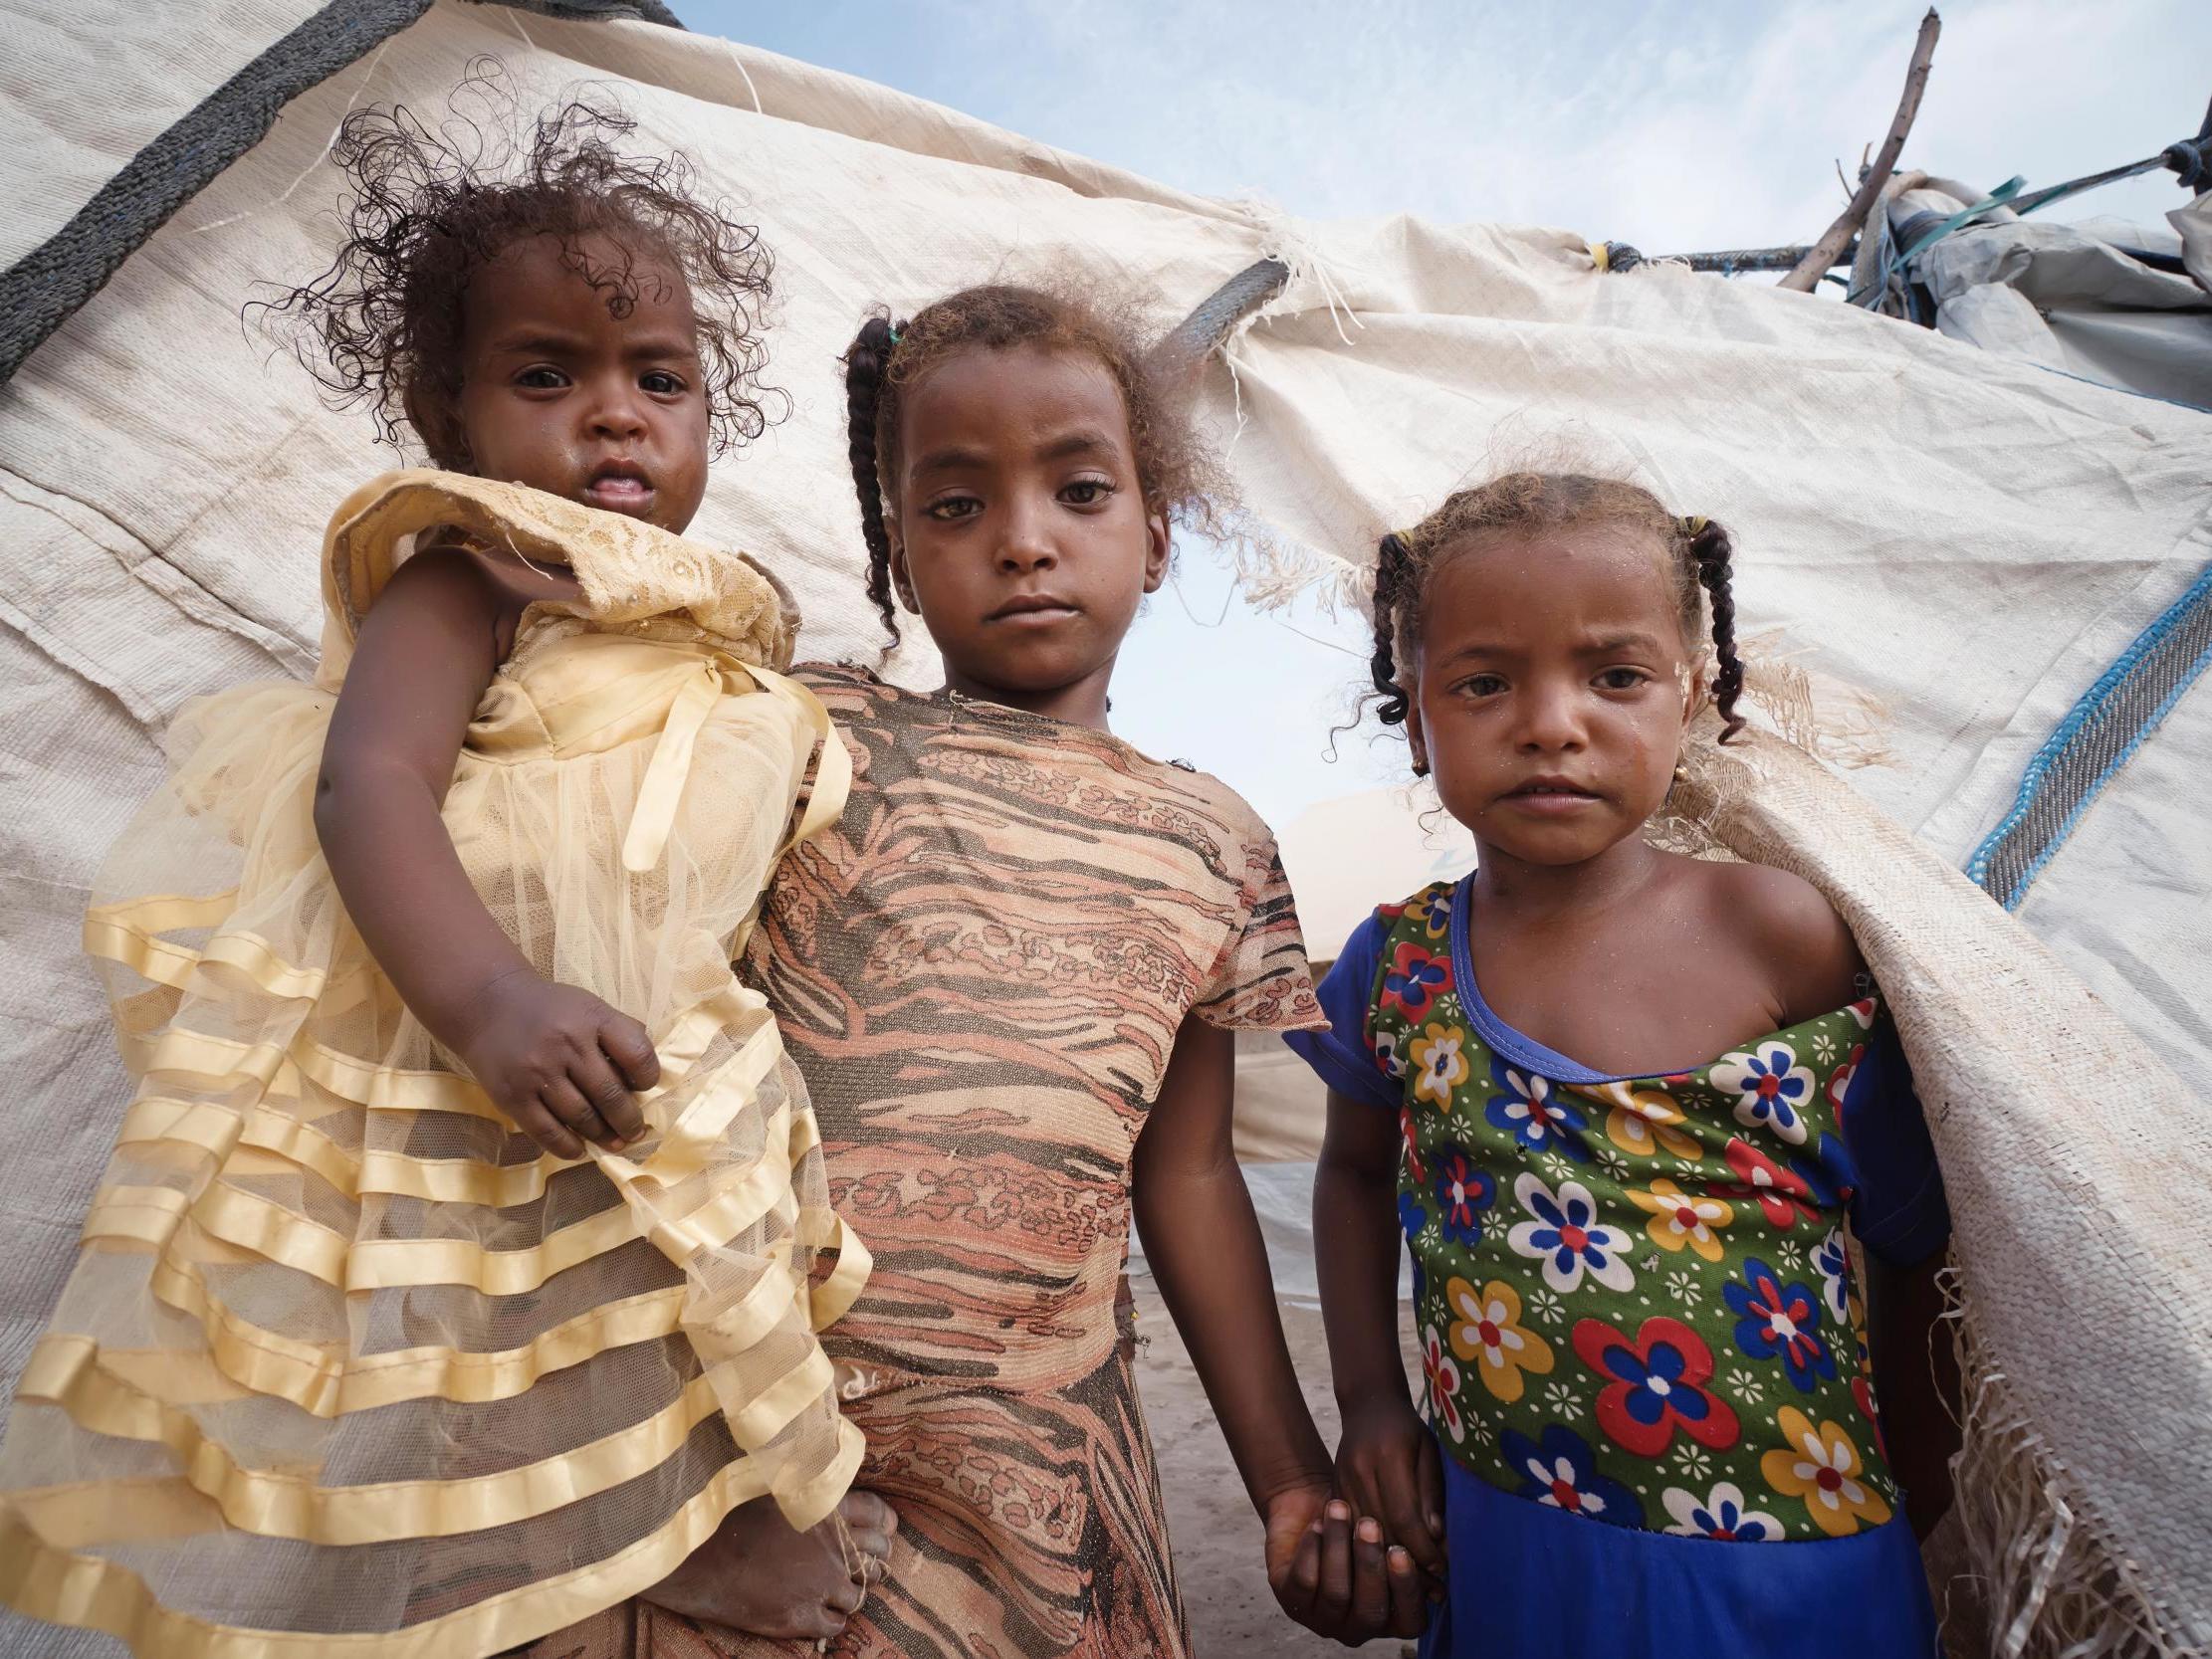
[839,283,1230,649]
[1369,471,1747,761]
[262,67,779,465]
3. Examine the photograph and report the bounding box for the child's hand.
[1262,1481,1427,1642]
[450,968,660,1158]
[1334,1393,1447,1580]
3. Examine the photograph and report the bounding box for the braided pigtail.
[1370,531,1414,727]
[841,313,901,648]
[1685,518,1747,742]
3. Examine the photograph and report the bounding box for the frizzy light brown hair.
[839,283,1230,649]
[261,65,781,465]
[1369,471,1747,769]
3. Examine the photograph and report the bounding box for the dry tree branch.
[1779,9,1941,293]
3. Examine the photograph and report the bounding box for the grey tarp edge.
[0,0,683,386]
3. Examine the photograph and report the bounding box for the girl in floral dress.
[1289,472,1956,1656]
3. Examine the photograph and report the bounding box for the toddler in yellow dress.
[0,94,891,1656]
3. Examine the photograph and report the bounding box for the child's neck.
[941,656,1117,732]
[1467,830,1664,923]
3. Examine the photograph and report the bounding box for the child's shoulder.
[359,541,563,639]
[1098,743,1284,875]
[792,660,891,708]
[1145,754,1274,842]
[1681,855,1864,1022]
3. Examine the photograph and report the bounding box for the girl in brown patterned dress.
[546,287,1428,1656]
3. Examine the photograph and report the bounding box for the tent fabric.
[3,1,2211,1653]
[1670,717,2212,1658]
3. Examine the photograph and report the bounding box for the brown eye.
[516,366,567,389]
[926,495,982,521]
[1061,479,1112,506]
[641,370,686,395]
[1597,668,1650,691]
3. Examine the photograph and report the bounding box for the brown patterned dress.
[549,668,1321,1659]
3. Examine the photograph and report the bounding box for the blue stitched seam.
[1996,630,2212,910]
[1966,560,2212,887]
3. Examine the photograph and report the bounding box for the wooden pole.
[1778,9,1942,293]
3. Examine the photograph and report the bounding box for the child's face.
[888,343,1168,698]
[1406,526,1700,868]
[431,231,710,534]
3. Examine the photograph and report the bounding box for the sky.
[680,0,2210,828]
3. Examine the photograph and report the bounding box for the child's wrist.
[441,960,541,1048]
[1333,1362,1413,1416]
[1252,1464,1336,1521]
[1245,1442,1337,1515]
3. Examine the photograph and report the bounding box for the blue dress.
[1287,876,1949,1658]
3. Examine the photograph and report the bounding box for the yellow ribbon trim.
[105,957,774,1159]
[646,1005,785,1176]
[86,1000,849,1414]
[728,664,852,957]
[708,1344,835,1448]
[99,1348,254,1408]
[752,665,853,856]
[679,1235,817,1358]
[0,1447,770,1657]
[114,992,791,1211]
[343,1133,801,1296]
[89,1129,806,1304]
[15,1343,737,1546]
[85,903,369,1009]
[421,1182,787,1294]
[128,1022,501,1120]
[808,1215,874,1330]
[118,1189,846,1421]
[144,1250,689,1416]
[80,1184,195,1254]
[619,659,727,873]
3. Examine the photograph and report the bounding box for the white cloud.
[786,0,2207,257]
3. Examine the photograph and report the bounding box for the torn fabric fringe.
[1938,1292,2189,1659]
[1189,201,1381,612]
[1665,721,2212,1659]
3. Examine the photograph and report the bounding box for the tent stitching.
[1969,557,2212,907]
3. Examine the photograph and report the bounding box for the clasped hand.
[1263,1477,1434,1644]
[450,967,662,1158]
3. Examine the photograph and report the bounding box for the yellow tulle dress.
[0,471,867,1657]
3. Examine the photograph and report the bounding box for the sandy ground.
[1131,1269,1424,1658]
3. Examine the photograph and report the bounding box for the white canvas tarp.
[5,3,2211,1653]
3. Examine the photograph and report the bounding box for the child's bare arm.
[1314,1091,1446,1578]
[316,549,656,1157]
[1743,861,1958,1537]
[1131,1016,1422,1641]
[1131,1017,1330,1506]
[1867,1247,1960,1539]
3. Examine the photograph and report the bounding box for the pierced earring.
[1672,762,1688,782]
